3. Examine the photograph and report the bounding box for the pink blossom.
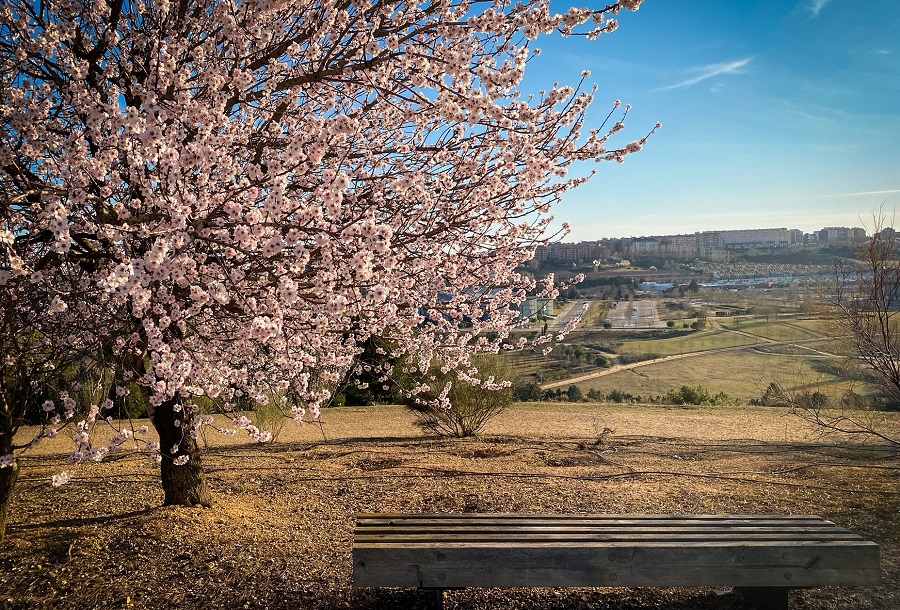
[51,472,71,487]
[47,296,67,314]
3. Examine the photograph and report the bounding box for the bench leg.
[734,587,789,610]
[423,588,443,610]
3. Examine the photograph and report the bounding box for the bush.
[566,385,583,402]
[16,365,149,424]
[666,320,675,328]
[588,341,622,354]
[606,389,640,403]
[513,381,544,402]
[796,391,830,410]
[663,384,736,406]
[585,388,639,403]
[618,352,661,365]
[405,355,515,437]
[335,337,406,406]
[840,390,868,410]
[253,397,288,441]
[759,382,788,407]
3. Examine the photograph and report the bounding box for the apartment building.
[534,241,611,263]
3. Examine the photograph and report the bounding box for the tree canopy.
[1,0,650,509]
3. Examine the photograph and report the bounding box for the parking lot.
[608,298,665,329]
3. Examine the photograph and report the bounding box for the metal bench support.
[735,587,789,610]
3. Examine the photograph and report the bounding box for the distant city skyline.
[565,209,890,241]
[581,221,872,240]
[525,1,900,242]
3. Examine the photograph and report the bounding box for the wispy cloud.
[808,0,832,18]
[825,189,900,198]
[656,57,753,91]
[766,97,848,128]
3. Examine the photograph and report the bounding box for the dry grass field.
[2,404,898,610]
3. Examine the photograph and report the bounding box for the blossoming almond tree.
[0,0,652,515]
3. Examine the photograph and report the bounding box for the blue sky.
[527,0,900,240]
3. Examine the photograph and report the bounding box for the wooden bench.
[353,513,880,610]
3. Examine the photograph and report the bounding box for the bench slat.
[357,513,827,522]
[357,518,841,530]
[356,532,866,542]
[354,542,881,588]
[356,540,880,548]
[356,521,848,533]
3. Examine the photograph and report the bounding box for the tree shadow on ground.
[7,506,153,532]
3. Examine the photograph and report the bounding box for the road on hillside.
[547,300,590,332]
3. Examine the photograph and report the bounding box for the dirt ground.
[2,403,898,610]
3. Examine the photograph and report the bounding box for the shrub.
[566,385,583,402]
[840,390,868,410]
[618,352,661,365]
[253,397,288,442]
[759,382,789,407]
[513,381,544,402]
[588,341,622,354]
[796,391,830,410]
[606,389,639,403]
[663,384,736,406]
[405,354,515,437]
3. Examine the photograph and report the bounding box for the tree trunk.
[151,399,211,507]
[0,457,18,541]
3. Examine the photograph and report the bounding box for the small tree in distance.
[793,211,900,448]
[756,380,898,450]
[406,355,515,438]
[829,213,900,410]
[567,384,584,402]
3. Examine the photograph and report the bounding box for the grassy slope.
[573,351,870,402]
[618,329,760,355]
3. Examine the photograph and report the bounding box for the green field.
[618,329,760,356]
[615,315,839,357]
[716,317,830,341]
[574,350,869,403]
[509,307,865,403]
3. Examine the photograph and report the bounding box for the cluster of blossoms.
[0,0,651,489]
